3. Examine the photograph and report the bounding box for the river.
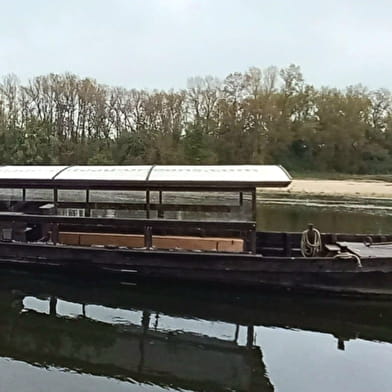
[1,195,392,392]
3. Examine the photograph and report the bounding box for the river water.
[1,195,392,392]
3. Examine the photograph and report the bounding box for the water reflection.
[0,271,272,392]
[1,270,392,392]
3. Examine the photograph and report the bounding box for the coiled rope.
[301,225,322,257]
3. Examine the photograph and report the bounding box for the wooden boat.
[0,164,392,296]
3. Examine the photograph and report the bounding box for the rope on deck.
[334,251,362,268]
[300,225,322,257]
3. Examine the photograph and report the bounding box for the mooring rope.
[301,227,322,257]
[334,251,362,268]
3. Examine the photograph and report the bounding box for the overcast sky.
[1,0,391,90]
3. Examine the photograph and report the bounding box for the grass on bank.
[291,171,392,182]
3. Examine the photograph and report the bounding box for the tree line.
[1,65,392,173]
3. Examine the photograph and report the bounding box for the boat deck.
[338,242,392,258]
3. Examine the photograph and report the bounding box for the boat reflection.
[1,270,392,391]
[0,271,272,392]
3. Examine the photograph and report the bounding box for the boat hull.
[1,241,392,297]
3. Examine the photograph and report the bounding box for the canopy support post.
[146,190,150,219]
[53,188,58,214]
[158,190,164,218]
[85,188,91,217]
[251,188,256,221]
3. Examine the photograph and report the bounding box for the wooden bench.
[59,232,244,252]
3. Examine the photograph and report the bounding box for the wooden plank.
[59,232,244,252]
[58,232,80,246]
[80,233,145,248]
[153,236,217,251]
[216,239,244,252]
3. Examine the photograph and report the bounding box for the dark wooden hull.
[1,238,392,296]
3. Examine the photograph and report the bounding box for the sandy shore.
[260,179,392,198]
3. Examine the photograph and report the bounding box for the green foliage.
[1,67,392,174]
[184,125,217,164]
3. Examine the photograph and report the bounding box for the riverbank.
[260,179,392,198]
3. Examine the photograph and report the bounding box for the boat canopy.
[0,165,292,190]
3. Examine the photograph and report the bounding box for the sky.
[1,0,391,90]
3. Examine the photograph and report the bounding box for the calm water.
[2,195,392,392]
[258,195,392,233]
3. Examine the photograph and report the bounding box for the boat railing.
[2,199,241,214]
[0,212,257,253]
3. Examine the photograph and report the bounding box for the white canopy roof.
[0,165,291,188]
[55,166,152,181]
[149,165,290,183]
[0,165,67,180]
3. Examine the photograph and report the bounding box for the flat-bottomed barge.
[0,165,392,296]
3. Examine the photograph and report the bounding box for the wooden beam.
[59,231,244,252]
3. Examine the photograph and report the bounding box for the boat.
[0,164,392,296]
